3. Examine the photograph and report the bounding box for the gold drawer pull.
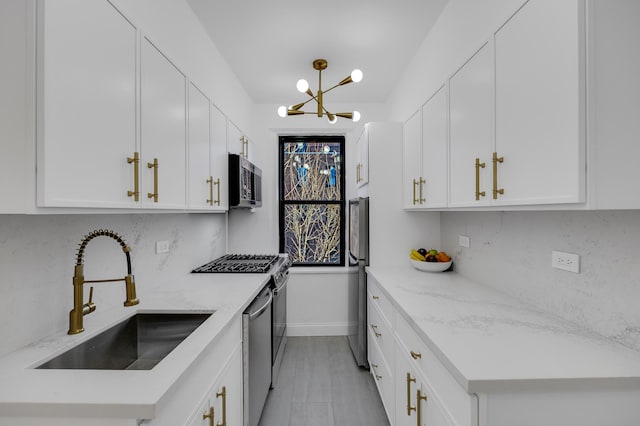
[203,406,214,426]
[371,364,382,380]
[126,152,140,202]
[410,350,422,360]
[407,372,416,416]
[371,324,382,338]
[216,385,227,426]
[147,158,159,202]
[475,157,486,200]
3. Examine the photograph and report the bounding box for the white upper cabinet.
[355,126,369,188]
[227,120,253,161]
[402,86,448,210]
[210,104,229,210]
[187,86,228,212]
[188,83,212,210]
[37,0,137,208]
[449,42,493,208]
[402,110,422,209]
[140,37,187,209]
[493,0,584,206]
[420,86,448,208]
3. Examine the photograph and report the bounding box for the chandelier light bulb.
[352,111,361,122]
[350,69,363,83]
[277,105,287,118]
[296,79,309,93]
[328,115,337,124]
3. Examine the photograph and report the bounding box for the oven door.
[271,272,288,386]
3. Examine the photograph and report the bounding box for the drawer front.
[368,275,394,326]
[368,296,394,366]
[368,327,395,423]
[395,313,477,426]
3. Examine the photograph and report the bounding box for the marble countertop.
[0,273,270,419]
[367,266,640,393]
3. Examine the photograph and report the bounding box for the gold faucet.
[68,229,139,335]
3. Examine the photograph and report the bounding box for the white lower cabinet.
[368,275,477,426]
[142,315,243,426]
[187,343,242,426]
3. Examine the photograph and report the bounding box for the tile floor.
[258,336,390,426]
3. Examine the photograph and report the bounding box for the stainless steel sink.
[37,312,212,370]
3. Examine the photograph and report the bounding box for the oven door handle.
[248,290,273,320]
[273,276,289,295]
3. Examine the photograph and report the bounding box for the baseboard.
[286,322,353,336]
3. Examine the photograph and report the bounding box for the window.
[279,135,345,266]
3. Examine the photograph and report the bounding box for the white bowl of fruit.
[409,248,452,272]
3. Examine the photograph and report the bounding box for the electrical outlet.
[459,235,470,248]
[551,250,580,273]
[156,240,170,254]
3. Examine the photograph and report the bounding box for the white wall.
[441,211,640,351]
[0,213,226,357]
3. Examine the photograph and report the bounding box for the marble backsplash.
[0,213,226,357]
[441,210,640,352]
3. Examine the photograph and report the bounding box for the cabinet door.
[188,83,211,210]
[210,104,229,210]
[38,0,136,208]
[402,110,422,209]
[356,126,369,187]
[140,37,187,209]
[420,85,448,208]
[227,121,245,158]
[212,344,243,426]
[449,42,493,207]
[416,380,455,426]
[494,0,584,205]
[395,345,419,426]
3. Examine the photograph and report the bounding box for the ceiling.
[185,0,448,106]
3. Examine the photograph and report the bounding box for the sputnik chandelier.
[277,58,362,123]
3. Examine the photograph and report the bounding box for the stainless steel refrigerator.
[348,197,369,367]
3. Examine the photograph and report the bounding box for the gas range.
[192,254,289,274]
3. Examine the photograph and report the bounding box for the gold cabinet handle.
[407,372,416,416]
[214,178,221,206]
[371,324,382,338]
[475,157,486,200]
[410,350,422,360]
[203,406,214,426]
[412,179,418,205]
[147,158,159,202]
[419,177,426,204]
[216,386,227,426]
[416,389,427,426]
[371,364,382,380]
[356,163,360,183]
[372,295,380,300]
[492,151,504,199]
[206,176,214,206]
[126,152,140,201]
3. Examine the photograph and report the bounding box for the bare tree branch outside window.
[279,137,345,266]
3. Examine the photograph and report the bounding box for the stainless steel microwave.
[229,154,262,209]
